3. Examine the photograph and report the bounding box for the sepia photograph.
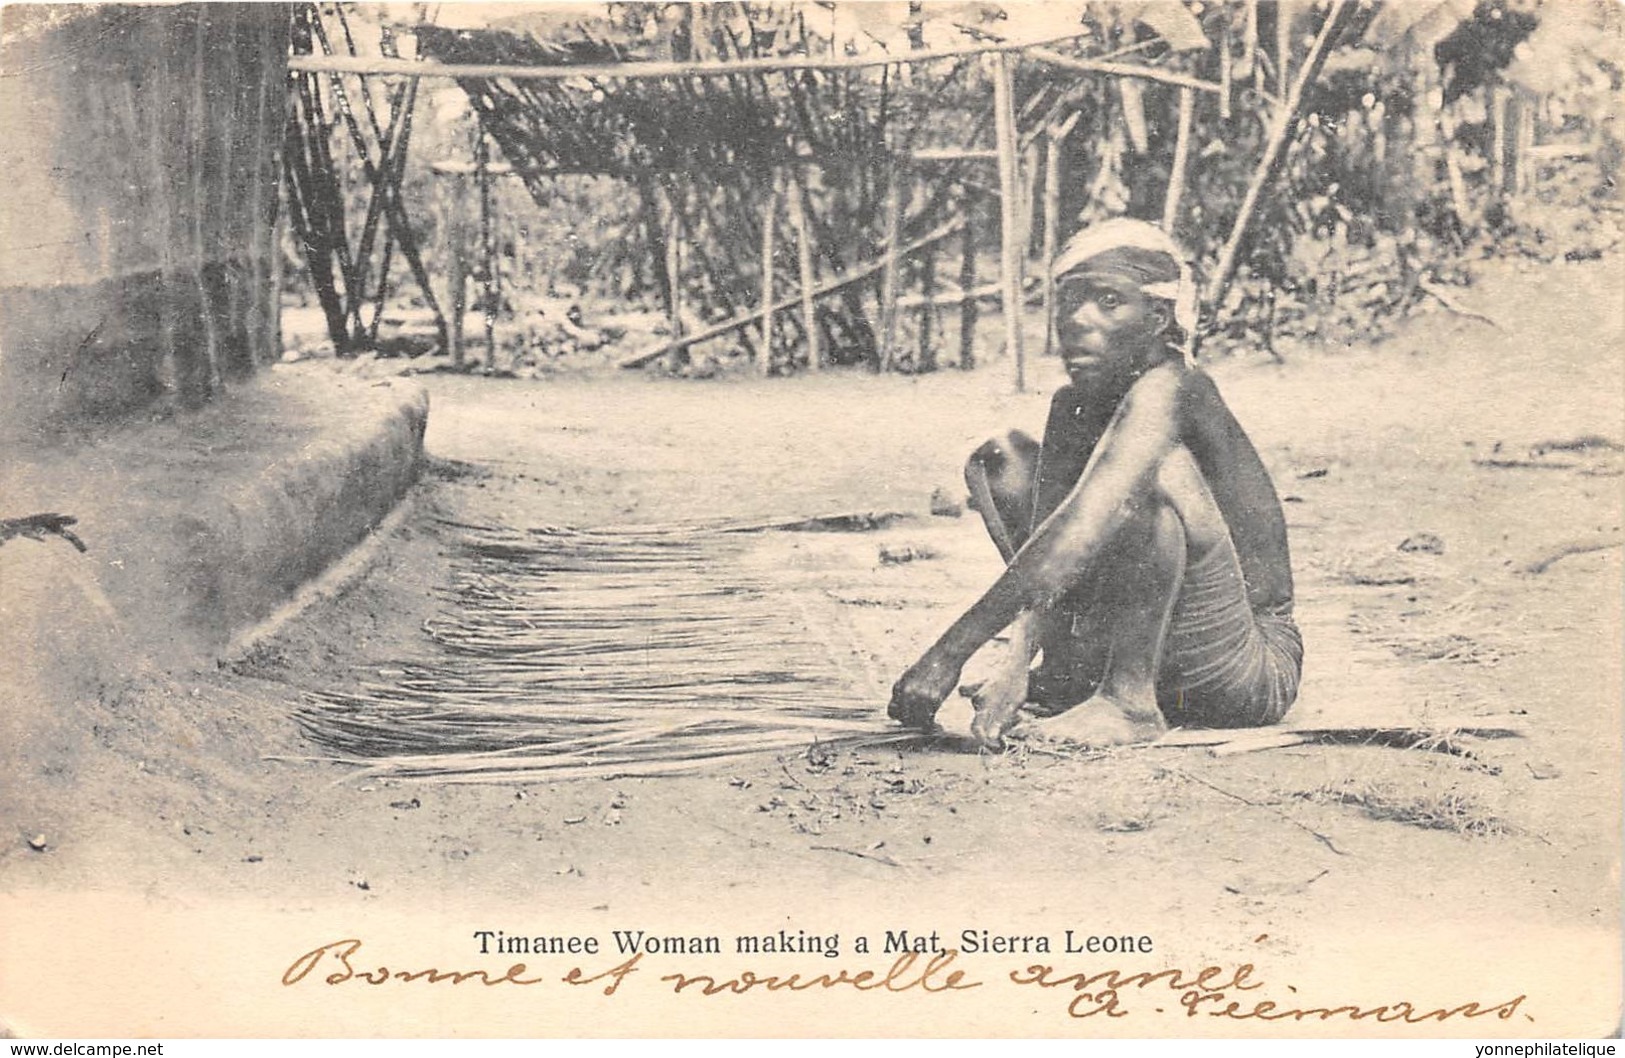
[1,0,1620,1040]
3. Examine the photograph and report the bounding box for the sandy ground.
[2,254,1621,1035]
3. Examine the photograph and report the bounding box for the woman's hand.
[888,651,963,729]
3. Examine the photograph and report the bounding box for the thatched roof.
[415,23,804,177]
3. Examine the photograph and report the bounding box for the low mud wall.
[0,371,428,703]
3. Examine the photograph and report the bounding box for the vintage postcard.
[1,0,1620,1040]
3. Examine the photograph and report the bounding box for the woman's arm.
[889,365,1189,722]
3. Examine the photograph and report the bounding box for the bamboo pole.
[189,15,223,394]
[1277,0,1294,103]
[1515,91,1535,195]
[476,127,496,372]
[447,174,468,367]
[287,30,1090,81]
[1020,137,1042,256]
[1490,86,1507,199]
[664,185,684,373]
[960,206,978,370]
[1220,19,1233,122]
[1041,113,1079,361]
[758,174,777,376]
[1162,86,1196,233]
[786,179,821,372]
[878,173,902,372]
[374,75,446,351]
[918,233,937,370]
[992,50,1026,392]
[1524,142,1596,160]
[345,80,409,333]
[902,281,1001,308]
[1243,0,1260,89]
[911,148,1000,162]
[1119,78,1149,154]
[322,37,447,352]
[1025,50,1222,95]
[1207,0,1355,316]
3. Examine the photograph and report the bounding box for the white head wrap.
[1052,218,1198,364]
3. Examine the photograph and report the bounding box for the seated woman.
[889,218,1302,748]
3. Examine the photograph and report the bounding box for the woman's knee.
[966,429,1037,477]
[1148,500,1187,563]
[965,430,1039,501]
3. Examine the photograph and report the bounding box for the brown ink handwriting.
[1009,961,1526,1023]
[282,938,545,987]
[660,950,982,996]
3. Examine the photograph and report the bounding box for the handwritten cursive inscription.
[1009,961,1526,1023]
[283,938,546,987]
[280,938,1528,1027]
[660,950,980,996]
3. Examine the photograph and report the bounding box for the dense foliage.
[287,1,1622,369]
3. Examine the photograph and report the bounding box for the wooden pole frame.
[619,217,966,370]
[1277,0,1295,104]
[878,173,903,372]
[1243,0,1260,88]
[785,180,821,373]
[1162,85,1197,233]
[1515,91,1536,195]
[959,206,978,371]
[664,184,684,373]
[447,173,467,368]
[758,173,778,376]
[287,30,1091,81]
[1026,49,1222,95]
[992,50,1026,392]
[476,125,497,372]
[1491,85,1509,200]
[1041,112,1079,362]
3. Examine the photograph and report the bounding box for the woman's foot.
[1010,694,1166,747]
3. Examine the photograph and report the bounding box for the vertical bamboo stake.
[878,172,902,372]
[1119,79,1149,154]
[787,176,820,372]
[1491,86,1509,200]
[191,16,223,394]
[1220,18,1234,122]
[1041,126,1066,361]
[959,204,978,370]
[1515,92,1535,195]
[476,127,496,372]
[992,50,1025,392]
[758,173,777,376]
[1162,86,1196,233]
[248,17,272,366]
[1020,139,1042,253]
[270,200,286,360]
[1277,0,1294,103]
[447,173,468,367]
[1243,0,1260,89]
[918,234,937,370]
[664,184,684,373]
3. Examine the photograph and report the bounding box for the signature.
[1009,962,1527,1023]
